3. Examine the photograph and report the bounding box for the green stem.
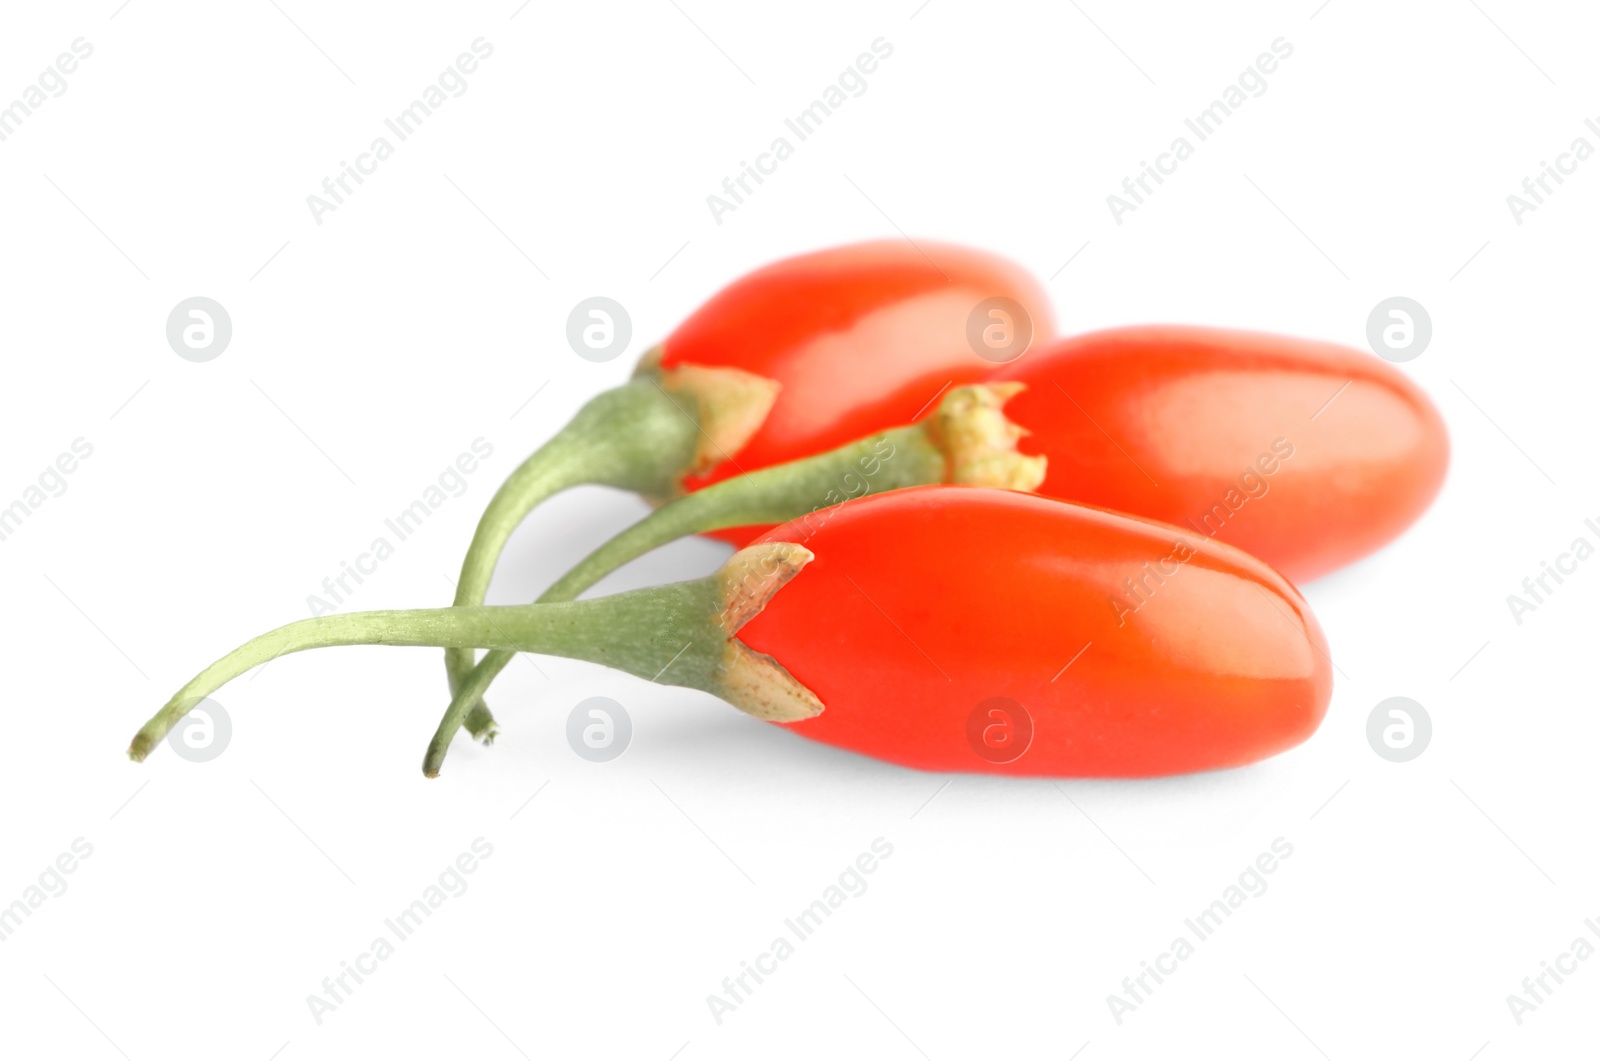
[422,382,1046,777]
[444,376,703,738]
[549,425,940,599]
[423,424,937,775]
[130,544,821,765]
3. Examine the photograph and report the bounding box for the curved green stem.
[422,382,1047,777]
[423,424,937,775]
[130,543,821,765]
[549,425,939,599]
[438,646,515,767]
[445,360,784,741]
[444,376,704,739]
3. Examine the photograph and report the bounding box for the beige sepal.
[636,345,782,478]
[712,542,824,723]
[926,382,1047,491]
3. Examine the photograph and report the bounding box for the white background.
[1,1,1594,1057]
